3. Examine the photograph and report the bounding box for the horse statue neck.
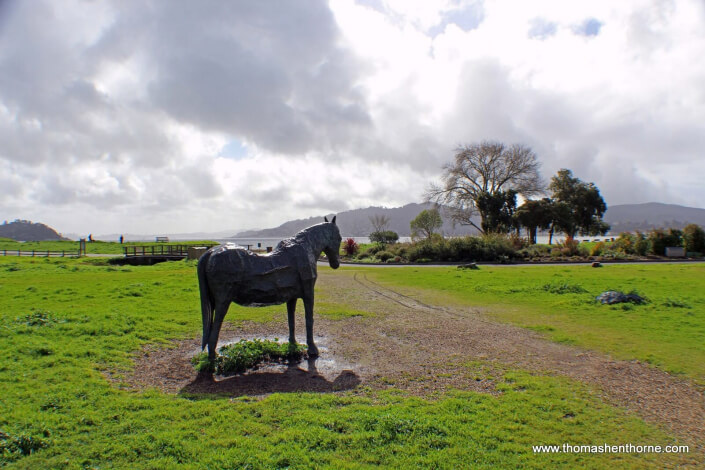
[295,223,331,256]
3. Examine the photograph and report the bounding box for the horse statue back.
[198,217,342,361]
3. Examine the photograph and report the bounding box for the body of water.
[170,234,614,247]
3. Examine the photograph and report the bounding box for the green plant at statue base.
[192,339,307,375]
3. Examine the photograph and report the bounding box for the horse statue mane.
[198,216,342,362]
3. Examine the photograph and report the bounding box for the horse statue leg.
[302,292,318,357]
[207,297,231,361]
[286,298,297,345]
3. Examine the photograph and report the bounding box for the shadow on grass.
[179,358,360,396]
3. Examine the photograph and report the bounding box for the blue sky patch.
[528,18,558,40]
[219,139,249,160]
[574,18,602,37]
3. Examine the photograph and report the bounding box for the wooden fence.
[1,249,81,257]
[123,244,192,259]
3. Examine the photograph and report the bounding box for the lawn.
[0,257,697,468]
[361,263,705,384]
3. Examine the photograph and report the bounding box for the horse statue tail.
[197,250,214,351]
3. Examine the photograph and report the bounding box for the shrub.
[634,231,650,256]
[590,241,605,256]
[612,232,636,254]
[517,244,551,259]
[648,228,683,256]
[557,237,581,256]
[447,237,482,261]
[478,234,516,260]
[403,235,518,262]
[507,233,529,250]
[376,251,394,262]
[683,223,705,254]
[358,244,384,259]
[342,238,359,256]
[369,231,399,245]
[407,240,438,262]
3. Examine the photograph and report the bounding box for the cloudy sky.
[1,0,704,236]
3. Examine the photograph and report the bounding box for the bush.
[342,238,359,256]
[648,228,683,256]
[516,244,552,259]
[507,233,529,250]
[369,231,399,245]
[405,235,517,262]
[590,241,605,256]
[358,244,384,259]
[634,231,650,256]
[556,237,581,256]
[612,232,636,254]
[407,240,439,262]
[683,224,705,254]
[375,251,394,262]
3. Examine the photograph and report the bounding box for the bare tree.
[426,141,544,233]
[368,214,391,233]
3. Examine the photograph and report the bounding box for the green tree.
[648,228,683,256]
[683,224,705,254]
[515,198,554,244]
[548,169,609,239]
[410,209,443,240]
[476,190,518,234]
[426,141,544,234]
[369,230,399,245]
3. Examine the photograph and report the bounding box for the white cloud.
[1,0,704,235]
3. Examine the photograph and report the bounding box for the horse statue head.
[321,215,342,269]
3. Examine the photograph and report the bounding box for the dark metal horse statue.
[198,217,342,361]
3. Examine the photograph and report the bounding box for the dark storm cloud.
[93,0,371,155]
[0,0,369,224]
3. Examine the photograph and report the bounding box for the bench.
[155,236,169,243]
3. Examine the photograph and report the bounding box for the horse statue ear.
[324,216,329,223]
[331,216,337,225]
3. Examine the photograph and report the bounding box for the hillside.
[235,203,480,237]
[0,219,69,241]
[235,202,705,238]
[604,203,705,233]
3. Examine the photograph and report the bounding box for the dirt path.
[125,270,705,453]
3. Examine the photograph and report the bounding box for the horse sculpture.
[198,217,342,361]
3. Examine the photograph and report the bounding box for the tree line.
[421,140,609,244]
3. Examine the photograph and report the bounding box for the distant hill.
[604,203,705,233]
[234,202,705,239]
[234,203,480,238]
[0,220,69,241]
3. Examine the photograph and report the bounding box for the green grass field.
[362,263,705,385]
[0,257,699,468]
